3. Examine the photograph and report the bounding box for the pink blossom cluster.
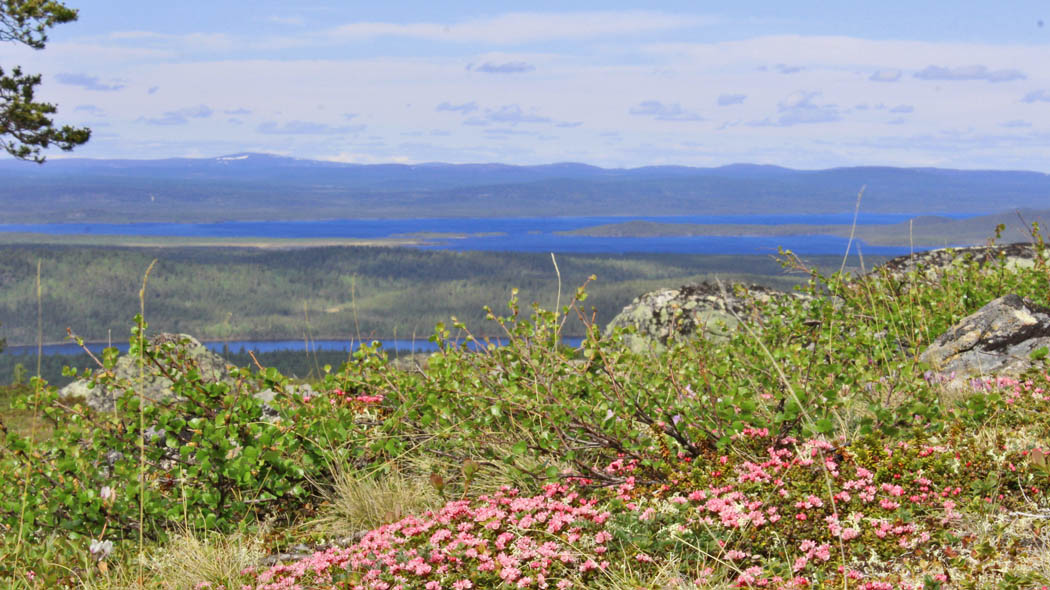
[249,485,612,590]
[330,389,385,406]
[601,434,994,586]
[968,375,1050,403]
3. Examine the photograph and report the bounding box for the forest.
[0,244,858,345]
[0,244,861,383]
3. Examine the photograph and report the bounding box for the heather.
[3,237,1050,589]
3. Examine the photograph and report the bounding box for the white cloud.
[257,120,365,135]
[266,16,306,26]
[717,93,746,106]
[55,73,125,91]
[1022,90,1050,103]
[329,11,717,44]
[486,105,551,124]
[141,104,213,125]
[629,100,703,121]
[469,61,535,74]
[914,65,1026,82]
[768,91,840,126]
[74,104,105,114]
[437,101,479,114]
[869,69,902,82]
[107,30,236,52]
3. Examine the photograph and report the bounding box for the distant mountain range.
[1,153,1049,223]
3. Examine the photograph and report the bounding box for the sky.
[5,0,1050,170]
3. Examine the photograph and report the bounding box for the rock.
[919,294,1050,381]
[604,281,806,354]
[874,242,1040,280]
[61,333,233,412]
[389,352,432,372]
[60,332,315,418]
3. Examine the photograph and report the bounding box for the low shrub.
[4,237,1050,588]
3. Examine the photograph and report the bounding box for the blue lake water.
[6,337,585,357]
[0,213,971,256]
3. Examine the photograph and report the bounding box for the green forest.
[0,243,862,363]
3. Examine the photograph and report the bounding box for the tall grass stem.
[839,186,866,275]
[137,259,157,588]
[14,261,44,575]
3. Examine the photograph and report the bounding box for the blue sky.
[7,1,1050,169]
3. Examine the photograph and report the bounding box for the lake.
[5,337,586,357]
[0,213,970,255]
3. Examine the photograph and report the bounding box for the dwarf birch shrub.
[325,239,1050,493]
[0,319,400,585]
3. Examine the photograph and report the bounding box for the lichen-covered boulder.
[920,294,1050,382]
[874,242,1040,280]
[604,282,805,355]
[61,333,232,412]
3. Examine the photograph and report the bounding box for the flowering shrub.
[242,405,1050,589]
[249,484,614,590]
[234,365,1050,590]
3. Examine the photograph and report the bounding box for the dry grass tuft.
[86,529,263,590]
[592,553,732,590]
[308,463,443,538]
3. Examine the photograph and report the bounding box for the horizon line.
[12,152,1050,175]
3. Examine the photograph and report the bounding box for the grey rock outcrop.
[920,294,1050,381]
[874,242,1040,280]
[604,282,806,354]
[61,333,230,412]
[61,332,315,416]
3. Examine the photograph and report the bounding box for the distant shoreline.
[0,232,432,249]
[559,209,1050,247]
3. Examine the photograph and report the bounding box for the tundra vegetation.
[2,234,1050,590]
